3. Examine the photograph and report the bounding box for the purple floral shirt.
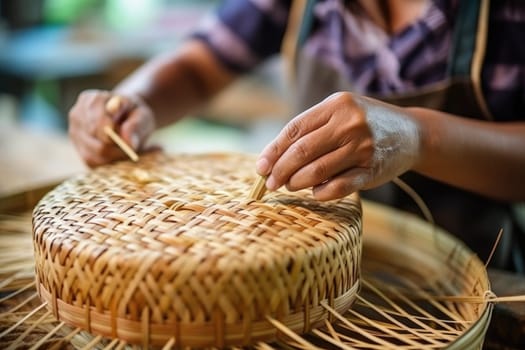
[193,0,525,121]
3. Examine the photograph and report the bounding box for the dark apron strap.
[448,0,493,120]
[448,0,484,77]
[297,0,317,50]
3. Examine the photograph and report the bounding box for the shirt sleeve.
[191,0,292,73]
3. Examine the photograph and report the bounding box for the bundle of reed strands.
[0,214,34,292]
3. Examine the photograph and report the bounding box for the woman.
[69,0,525,270]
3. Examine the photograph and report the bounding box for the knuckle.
[265,142,281,159]
[311,162,328,182]
[290,142,309,162]
[355,138,374,164]
[328,91,354,106]
[284,119,301,142]
[330,181,352,199]
[337,134,353,149]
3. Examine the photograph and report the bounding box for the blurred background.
[0,0,290,195]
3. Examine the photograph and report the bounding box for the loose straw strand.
[392,177,434,225]
[485,228,504,268]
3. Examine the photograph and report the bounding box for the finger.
[69,90,109,140]
[77,142,120,168]
[286,136,373,191]
[76,131,127,165]
[312,167,372,201]
[79,92,116,144]
[267,124,347,191]
[119,108,155,151]
[142,144,163,154]
[256,103,331,176]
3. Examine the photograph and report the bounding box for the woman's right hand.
[68,90,155,167]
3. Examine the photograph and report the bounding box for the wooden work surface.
[0,122,86,196]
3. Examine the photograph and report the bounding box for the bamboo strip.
[265,316,319,349]
[0,291,38,315]
[161,337,176,350]
[103,95,139,162]
[79,335,103,350]
[249,175,267,200]
[256,342,277,350]
[392,177,434,225]
[27,321,66,350]
[101,337,121,350]
[0,302,47,339]
[103,126,139,162]
[47,328,82,350]
[0,281,34,304]
[354,294,440,346]
[320,301,395,348]
[311,328,357,350]
[347,305,421,347]
[5,310,52,350]
[360,279,454,342]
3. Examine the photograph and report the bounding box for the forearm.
[408,107,525,202]
[114,40,237,127]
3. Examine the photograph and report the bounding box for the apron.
[282,0,520,270]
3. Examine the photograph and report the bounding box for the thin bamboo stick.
[103,126,139,162]
[5,310,52,350]
[79,335,103,350]
[0,281,34,303]
[100,338,121,350]
[27,321,66,350]
[249,175,267,200]
[47,328,82,350]
[103,95,139,162]
[265,316,319,349]
[0,302,47,338]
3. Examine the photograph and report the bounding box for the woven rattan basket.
[32,152,362,348]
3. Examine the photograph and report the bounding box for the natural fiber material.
[2,196,503,349]
[32,152,362,348]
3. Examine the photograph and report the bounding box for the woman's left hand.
[256,92,422,200]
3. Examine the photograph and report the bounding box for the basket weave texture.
[32,152,362,347]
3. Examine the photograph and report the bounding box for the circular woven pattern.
[32,152,362,348]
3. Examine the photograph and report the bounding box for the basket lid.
[32,152,362,347]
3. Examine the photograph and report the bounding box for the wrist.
[404,106,438,174]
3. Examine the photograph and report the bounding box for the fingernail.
[256,157,270,175]
[130,133,140,150]
[266,176,278,191]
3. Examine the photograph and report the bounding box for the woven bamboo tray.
[32,152,362,348]
[0,153,497,349]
